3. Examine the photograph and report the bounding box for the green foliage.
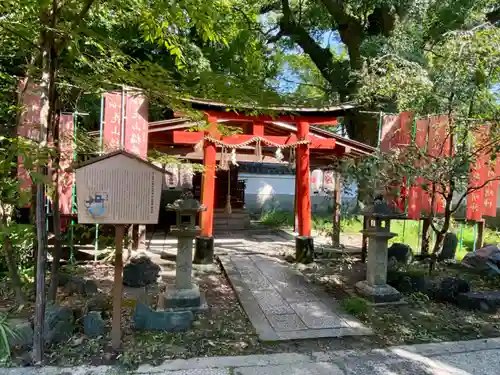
[259,210,294,228]
[341,296,370,316]
[0,313,17,363]
[0,224,35,271]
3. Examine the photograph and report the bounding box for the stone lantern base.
[355,280,401,304]
[162,285,207,312]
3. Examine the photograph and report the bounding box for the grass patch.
[341,296,370,316]
[260,211,500,261]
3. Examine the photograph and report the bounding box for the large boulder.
[44,305,75,344]
[438,232,458,261]
[83,311,106,338]
[461,245,500,275]
[133,303,193,332]
[387,243,413,266]
[123,255,160,287]
[457,291,500,313]
[434,277,471,303]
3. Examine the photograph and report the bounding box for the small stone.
[133,302,194,332]
[284,254,295,263]
[71,336,84,347]
[387,243,413,265]
[83,311,106,338]
[123,255,160,287]
[43,305,75,344]
[438,232,458,261]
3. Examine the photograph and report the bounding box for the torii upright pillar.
[194,115,217,264]
[295,120,314,263]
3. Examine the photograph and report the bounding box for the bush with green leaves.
[0,313,18,364]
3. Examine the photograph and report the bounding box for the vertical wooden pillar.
[200,116,217,238]
[331,172,341,248]
[296,121,311,236]
[295,120,314,264]
[294,173,299,232]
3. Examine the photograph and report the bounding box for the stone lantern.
[355,195,404,303]
[163,190,207,310]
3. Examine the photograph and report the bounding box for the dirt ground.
[5,244,500,368]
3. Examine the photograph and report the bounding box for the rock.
[133,302,193,332]
[86,293,111,313]
[387,243,413,265]
[62,276,98,297]
[434,276,471,303]
[284,254,295,263]
[386,270,430,294]
[7,318,33,349]
[83,311,106,338]
[438,232,458,261]
[44,305,74,344]
[123,255,160,287]
[462,245,500,275]
[457,291,500,313]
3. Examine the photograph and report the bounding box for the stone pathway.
[144,228,369,341]
[219,253,371,341]
[6,338,500,374]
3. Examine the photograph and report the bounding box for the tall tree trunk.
[33,18,55,363]
[48,119,62,303]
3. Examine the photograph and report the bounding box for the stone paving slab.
[218,253,371,341]
[234,362,344,375]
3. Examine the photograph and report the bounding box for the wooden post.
[296,121,311,236]
[200,116,217,238]
[294,172,299,232]
[112,224,125,350]
[33,183,47,364]
[476,219,485,250]
[331,172,341,248]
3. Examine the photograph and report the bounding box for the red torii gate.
[171,100,346,259]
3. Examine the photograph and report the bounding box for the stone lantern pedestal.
[355,196,403,303]
[161,191,207,311]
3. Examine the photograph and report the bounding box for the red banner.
[380,113,413,211]
[102,91,149,158]
[423,115,450,214]
[124,92,149,158]
[482,158,499,217]
[466,126,489,221]
[407,118,429,219]
[58,114,74,215]
[102,92,122,151]
[379,115,400,152]
[17,79,41,193]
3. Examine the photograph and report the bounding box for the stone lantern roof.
[362,195,404,219]
[167,190,206,213]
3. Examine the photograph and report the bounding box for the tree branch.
[55,0,96,52]
[279,0,337,83]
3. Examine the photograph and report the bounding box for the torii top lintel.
[180,97,356,125]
